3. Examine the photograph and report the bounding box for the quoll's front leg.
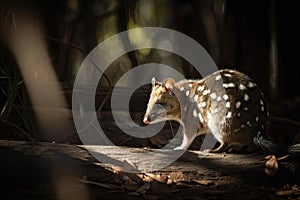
[174,111,209,150]
[174,133,195,150]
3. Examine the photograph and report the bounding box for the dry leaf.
[168,171,188,183]
[111,165,122,173]
[167,178,173,185]
[265,155,278,176]
[193,179,215,186]
[145,173,167,183]
[276,190,300,196]
[143,175,153,183]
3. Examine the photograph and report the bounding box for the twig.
[77,178,121,190]
[0,119,34,140]
[43,34,86,55]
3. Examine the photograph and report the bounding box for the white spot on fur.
[189,83,193,88]
[239,84,246,90]
[198,102,206,108]
[185,90,190,97]
[223,94,229,100]
[244,94,249,101]
[210,92,217,99]
[224,73,232,77]
[261,106,264,112]
[244,107,248,111]
[229,83,235,87]
[226,102,230,108]
[226,111,232,118]
[223,83,235,88]
[193,109,197,117]
[237,113,241,117]
[217,96,222,101]
[215,75,221,81]
[260,99,264,105]
[241,124,246,128]
[203,89,211,95]
[247,121,252,127]
[255,116,259,122]
[180,87,184,91]
[193,94,199,102]
[236,101,241,108]
[207,112,219,135]
[197,85,205,92]
[233,128,239,133]
[248,82,255,88]
[198,113,204,123]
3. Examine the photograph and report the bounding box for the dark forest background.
[0,0,299,142]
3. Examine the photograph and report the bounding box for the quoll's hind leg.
[210,143,256,153]
[227,143,257,153]
[209,142,229,153]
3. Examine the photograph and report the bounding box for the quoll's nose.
[143,116,151,124]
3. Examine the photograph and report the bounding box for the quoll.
[143,69,299,155]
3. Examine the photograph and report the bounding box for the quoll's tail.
[254,131,300,156]
[253,131,288,156]
[254,116,300,156]
[253,133,300,157]
[288,144,300,155]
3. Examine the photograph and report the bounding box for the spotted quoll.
[143,69,299,155]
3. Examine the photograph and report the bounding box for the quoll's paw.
[201,149,212,153]
[174,146,186,151]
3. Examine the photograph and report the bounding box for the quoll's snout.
[143,116,151,124]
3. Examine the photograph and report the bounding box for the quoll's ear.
[162,78,176,96]
[162,78,175,90]
[151,77,156,87]
[151,77,162,87]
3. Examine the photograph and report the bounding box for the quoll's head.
[143,77,181,125]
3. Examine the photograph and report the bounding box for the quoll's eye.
[167,89,175,96]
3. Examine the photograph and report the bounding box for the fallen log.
[0,140,299,199]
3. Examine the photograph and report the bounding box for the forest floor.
[0,140,299,199]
